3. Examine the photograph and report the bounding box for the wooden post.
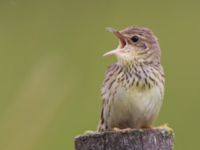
[75,128,174,150]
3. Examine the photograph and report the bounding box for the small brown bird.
[97,26,165,132]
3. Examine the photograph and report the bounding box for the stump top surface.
[75,128,174,150]
[76,128,173,139]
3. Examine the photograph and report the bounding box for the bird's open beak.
[103,27,127,57]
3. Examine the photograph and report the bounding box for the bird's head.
[104,27,161,65]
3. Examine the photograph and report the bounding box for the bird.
[97,26,165,132]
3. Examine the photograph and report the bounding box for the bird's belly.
[107,85,163,129]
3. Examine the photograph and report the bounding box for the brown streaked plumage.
[97,26,165,132]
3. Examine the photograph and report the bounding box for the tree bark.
[74,128,174,150]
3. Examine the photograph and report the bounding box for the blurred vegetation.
[0,0,200,149]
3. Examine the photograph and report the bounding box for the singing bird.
[98,26,165,132]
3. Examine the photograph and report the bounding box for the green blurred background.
[0,0,199,149]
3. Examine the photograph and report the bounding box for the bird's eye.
[131,35,139,43]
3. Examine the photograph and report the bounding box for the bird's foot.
[141,125,154,129]
[112,127,132,132]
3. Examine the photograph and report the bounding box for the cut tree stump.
[74,128,174,150]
